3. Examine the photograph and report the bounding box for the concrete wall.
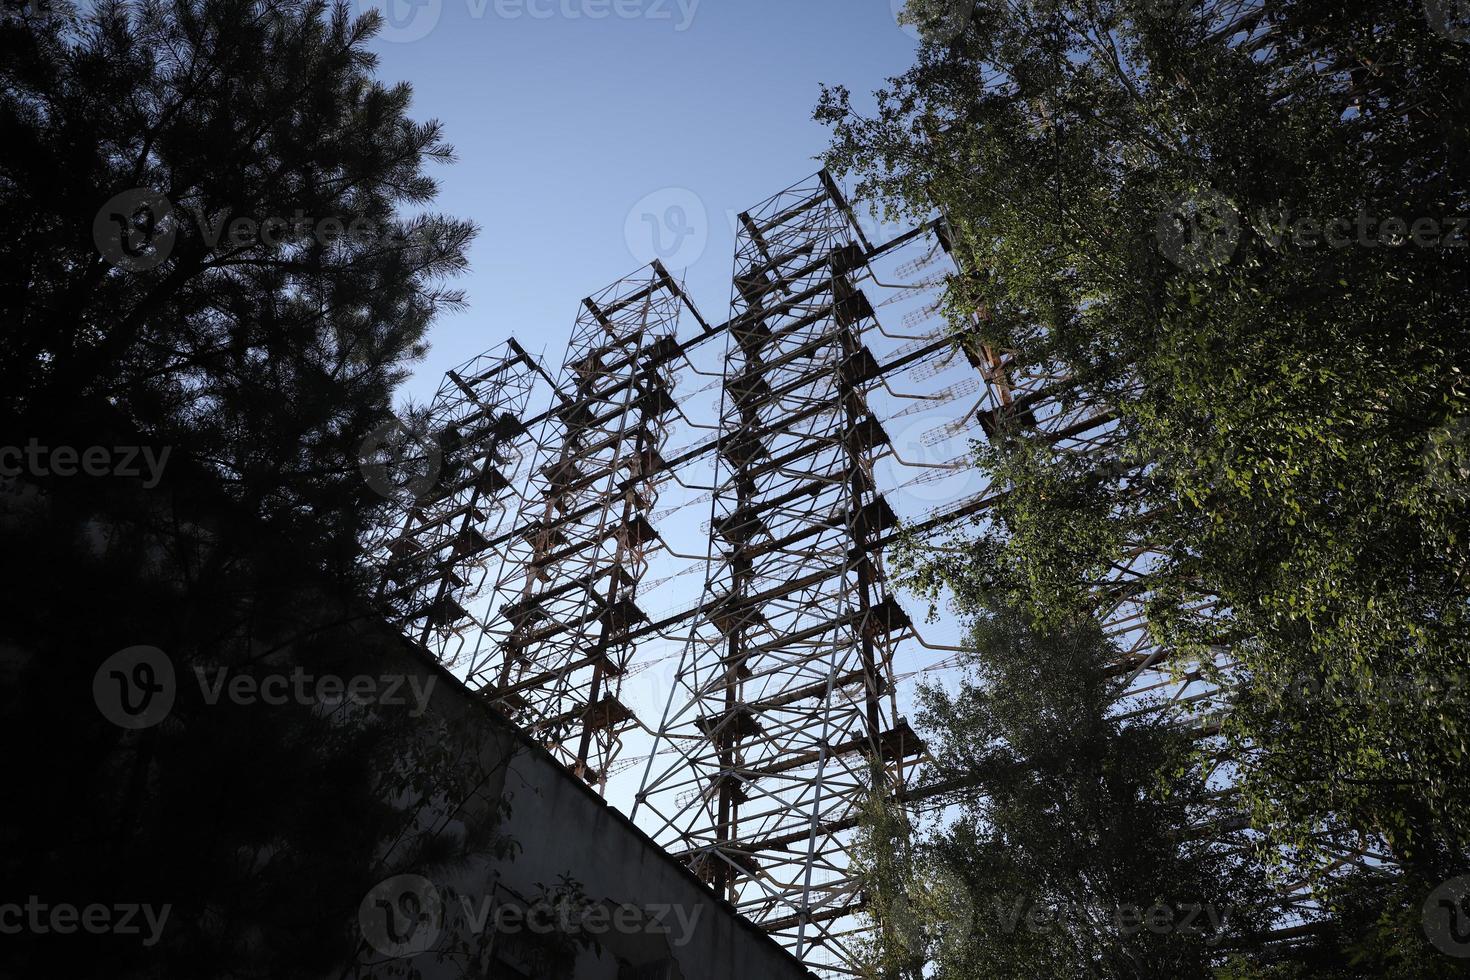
[3,457,811,980]
[363,638,816,980]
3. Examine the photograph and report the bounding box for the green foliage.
[822,0,1470,884]
[856,600,1276,979]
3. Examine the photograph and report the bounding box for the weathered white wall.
[366,641,815,980]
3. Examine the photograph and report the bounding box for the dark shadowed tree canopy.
[1,0,475,582]
[0,2,509,976]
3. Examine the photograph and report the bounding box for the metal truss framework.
[632,173,926,965]
[371,170,1320,975]
[464,264,696,786]
[371,341,541,659]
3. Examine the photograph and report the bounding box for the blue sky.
[355,0,926,399]
[356,3,983,827]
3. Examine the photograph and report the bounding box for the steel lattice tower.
[372,342,540,663]
[372,171,1269,976]
[630,173,929,967]
[463,263,703,789]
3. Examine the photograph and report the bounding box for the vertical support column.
[465,264,690,792]
[372,342,539,668]
[633,173,923,970]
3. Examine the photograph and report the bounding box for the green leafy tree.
[856,596,1277,979]
[821,0,1470,896]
